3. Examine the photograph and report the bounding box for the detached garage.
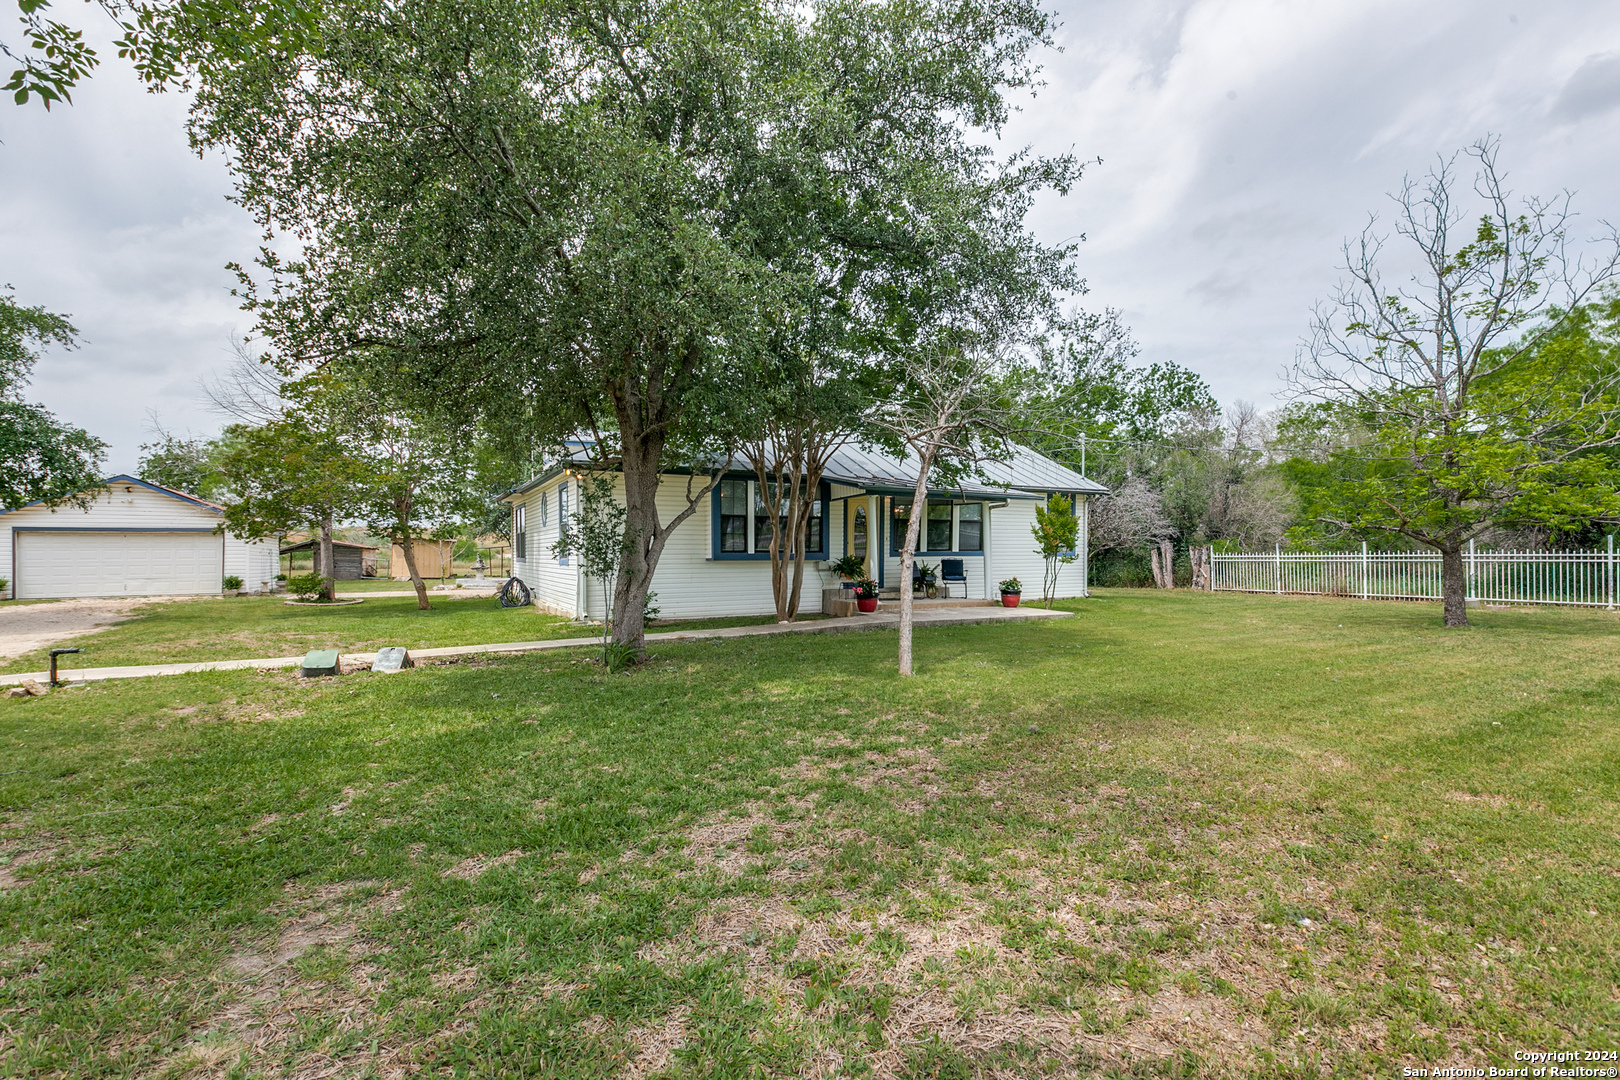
[0,476,278,600]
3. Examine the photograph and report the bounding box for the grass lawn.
[1,590,1616,1077]
[0,596,812,676]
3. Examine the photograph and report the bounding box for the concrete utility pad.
[373,647,412,673]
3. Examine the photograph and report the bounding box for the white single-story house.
[502,444,1106,620]
[0,476,278,600]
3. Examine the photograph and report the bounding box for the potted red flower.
[998,577,1022,608]
[852,578,881,613]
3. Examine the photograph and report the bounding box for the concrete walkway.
[2,604,1069,687]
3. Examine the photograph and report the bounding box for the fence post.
[1275,543,1282,595]
[1467,538,1476,607]
[1600,537,1613,612]
[1208,545,1215,591]
[1360,541,1368,600]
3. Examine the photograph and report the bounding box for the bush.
[222,575,244,591]
[287,572,325,600]
[1091,552,1155,588]
[0,577,8,597]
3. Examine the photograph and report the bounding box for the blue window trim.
[711,477,830,561]
[891,498,988,557]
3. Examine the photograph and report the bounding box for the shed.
[0,476,278,600]
[389,539,453,580]
[279,539,378,580]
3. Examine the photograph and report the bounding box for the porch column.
[866,494,881,581]
[982,502,994,600]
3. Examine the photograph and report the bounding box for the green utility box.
[300,650,341,678]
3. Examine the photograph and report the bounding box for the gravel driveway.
[0,597,179,659]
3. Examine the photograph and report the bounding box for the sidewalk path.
[2,604,1069,687]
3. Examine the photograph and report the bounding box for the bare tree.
[202,339,288,424]
[877,344,1028,676]
[1089,477,1174,556]
[1291,138,1620,626]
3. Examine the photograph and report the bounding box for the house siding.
[985,495,1090,600]
[1,482,276,598]
[510,474,840,620]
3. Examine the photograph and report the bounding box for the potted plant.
[852,577,881,613]
[830,553,867,590]
[222,575,244,597]
[914,560,939,599]
[998,577,1023,608]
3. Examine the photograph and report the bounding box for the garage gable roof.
[0,475,224,518]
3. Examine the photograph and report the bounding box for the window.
[891,499,912,554]
[803,492,823,552]
[958,503,983,551]
[712,478,827,559]
[754,483,777,553]
[850,505,867,557]
[514,504,526,559]
[557,481,569,565]
[719,479,748,553]
[926,502,953,551]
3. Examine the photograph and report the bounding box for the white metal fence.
[1210,539,1620,609]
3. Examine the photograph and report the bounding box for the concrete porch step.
[872,594,995,609]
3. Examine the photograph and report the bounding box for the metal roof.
[506,441,1106,500]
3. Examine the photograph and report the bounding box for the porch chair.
[939,558,967,599]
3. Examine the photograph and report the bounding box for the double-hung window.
[926,503,953,551]
[958,503,983,551]
[719,479,749,553]
[713,478,826,558]
[557,481,569,565]
[513,504,526,559]
[892,499,986,553]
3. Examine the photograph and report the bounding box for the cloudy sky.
[4,0,1620,471]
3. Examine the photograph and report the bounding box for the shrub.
[603,641,639,673]
[222,575,244,591]
[0,577,8,597]
[287,572,325,600]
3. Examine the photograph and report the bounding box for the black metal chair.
[940,558,967,599]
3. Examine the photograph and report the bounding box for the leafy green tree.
[1290,139,1620,626]
[340,392,476,611]
[1032,494,1078,608]
[213,419,367,601]
[551,473,626,666]
[167,0,1073,652]
[136,421,222,498]
[0,290,105,510]
[5,0,314,108]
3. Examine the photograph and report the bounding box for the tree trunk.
[1439,540,1469,627]
[318,516,336,601]
[1159,539,1176,589]
[1149,545,1166,589]
[612,434,663,652]
[1189,544,1210,590]
[399,532,431,610]
[897,455,934,677]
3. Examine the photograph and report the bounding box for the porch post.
[867,494,881,586]
[982,498,994,600]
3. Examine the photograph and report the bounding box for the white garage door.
[15,531,224,599]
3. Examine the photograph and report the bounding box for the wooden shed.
[279,538,378,580]
[390,539,454,580]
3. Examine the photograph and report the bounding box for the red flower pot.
[856,596,879,613]
[1000,592,1021,608]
